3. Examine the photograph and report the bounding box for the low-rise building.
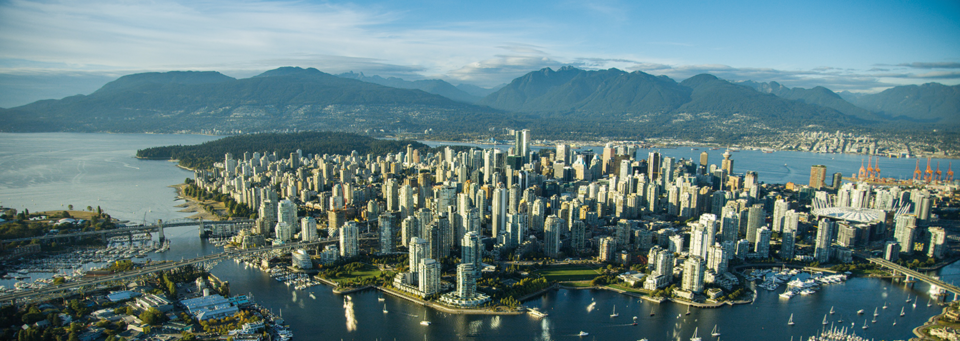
[180,294,239,321]
[134,293,173,313]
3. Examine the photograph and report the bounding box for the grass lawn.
[327,264,383,282]
[608,284,647,294]
[563,281,595,288]
[536,264,603,282]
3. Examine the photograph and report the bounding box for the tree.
[139,308,166,325]
[68,205,73,210]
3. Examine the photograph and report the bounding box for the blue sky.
[1,0,958,107]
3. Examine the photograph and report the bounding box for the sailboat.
[829,306,834,315]
[690,327,702,341]
[711,324,721,337]
[788,313,795,326]
[650,307,655,316]
[873,307,879,317]
[822,314,828,325]
[862,319,868,329]
[900,307,905,317]
[383,304,388,314]
[610,305,619,318]
[686,305,691,315]
[913,300,917,309]
[378,293,385,302]
[882,301,888,309]
[906,294,912,303]
[928,299,933,307]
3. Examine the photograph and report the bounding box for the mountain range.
[1,66,956,140]
[336,72,501,103]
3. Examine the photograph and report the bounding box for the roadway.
[865,257,960,297]
[0,219,255,244]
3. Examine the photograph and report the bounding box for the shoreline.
[413,137,959,160]
[170,183,220,221]
[558,283,754,309]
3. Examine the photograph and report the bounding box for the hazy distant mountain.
[837,90,864,104]
[738,81,879,121]
[456,83,503,98]
[846,83,960,124]
[3,67,499,133]
[337,72,480,103]
[480,66,691,114]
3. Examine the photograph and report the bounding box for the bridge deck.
[867,257,960,295]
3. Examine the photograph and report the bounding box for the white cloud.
[1,0,956,98]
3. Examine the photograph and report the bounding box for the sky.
[1,0,959,107]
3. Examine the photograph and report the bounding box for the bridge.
[865,257,960,300]
[0,236,376,306]
[0,219,255,244]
